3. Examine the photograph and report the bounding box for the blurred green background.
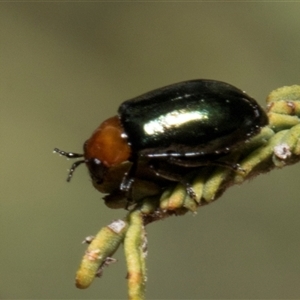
[1,3,300,299]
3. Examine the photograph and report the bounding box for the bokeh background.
[1,2,300,299]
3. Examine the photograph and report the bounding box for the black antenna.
[53,148,85,181]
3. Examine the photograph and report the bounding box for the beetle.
[54,79,268,200]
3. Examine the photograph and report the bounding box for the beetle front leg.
[119,161,138,203]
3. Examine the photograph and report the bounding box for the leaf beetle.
[54,79,268,201]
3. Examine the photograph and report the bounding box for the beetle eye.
[87,158,108,184]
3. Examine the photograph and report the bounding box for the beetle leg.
[182,181,197,201]
[149,160,198,201]
[167,156,243,172]
[119,160,138,204]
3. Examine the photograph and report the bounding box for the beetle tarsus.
[182,181,198,202]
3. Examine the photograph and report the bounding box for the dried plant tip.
[273,143,292,160]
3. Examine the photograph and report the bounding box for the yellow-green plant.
[75,85,300,300]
